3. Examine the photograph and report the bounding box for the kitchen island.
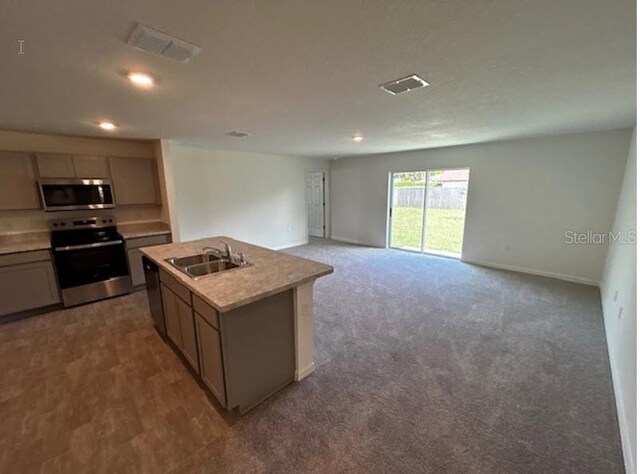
[141,236,333,413]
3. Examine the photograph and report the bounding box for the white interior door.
[306,171,325,237]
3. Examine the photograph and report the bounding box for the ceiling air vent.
[127,23,202,63]
[380,74,430,95]
[226,131,249,138]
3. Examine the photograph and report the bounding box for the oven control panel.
[50,216,116,231]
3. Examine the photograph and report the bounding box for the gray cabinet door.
[73,156,110,178]
[196,314,226,406]
[0,151,40,210]
[35,153,75,178]
[0,260,60,316]
[126,235,171,288]
[179,299,199,371]
[161,284,182,347]
[109,157,159,205]
[127,248,145,287]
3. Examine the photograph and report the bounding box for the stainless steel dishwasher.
[143,256,166,337]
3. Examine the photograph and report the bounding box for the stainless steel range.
[50,216,131,307]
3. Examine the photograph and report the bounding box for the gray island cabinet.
[141,236,333,413]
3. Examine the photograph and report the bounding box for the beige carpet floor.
[0,239,623,473]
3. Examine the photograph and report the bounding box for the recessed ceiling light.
[98,121,117,131]
[128,72,155,87]
[352,135,364,142]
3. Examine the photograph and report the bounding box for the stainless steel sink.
[166,253,219,268]
[165,252,247,280]
[185,259,239,278]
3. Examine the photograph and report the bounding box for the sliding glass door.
[389,171,426,251]
[389,169,469,257]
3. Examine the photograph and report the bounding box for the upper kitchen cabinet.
[72,155,110,178]
[35,153,75,178]
[36,153,110,178]
[0,151,40,210]
[109,157,160,205]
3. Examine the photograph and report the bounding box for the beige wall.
[164,142,329,249]
[600,128,636,474]
[0,130,166,233]
[330,129,632,284]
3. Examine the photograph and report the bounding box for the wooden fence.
[393,186,467,209]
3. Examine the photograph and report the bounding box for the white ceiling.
[1,0,635,158]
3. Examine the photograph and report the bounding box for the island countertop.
[140,236,333,312]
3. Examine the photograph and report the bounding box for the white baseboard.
[295,361,316,381]
[607,348,634,474]
[461,257,599,286]
[272,239,309,250]
[600,295,635,474]
[330,235,383,248]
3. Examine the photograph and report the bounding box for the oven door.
[53,241,129,289]
[39,179,115,211]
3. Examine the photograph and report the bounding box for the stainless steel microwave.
[38,178,115,212]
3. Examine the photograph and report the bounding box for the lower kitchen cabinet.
[154,267,294,413]
[195,313,226,406]
[126,234,171,287]
[127,248,145,287]
[160,281,199,372]
[0,251,60,316]
[221,290,295,412]
[178,297,199,371]
[161,283,182,347]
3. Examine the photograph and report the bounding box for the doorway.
[306,171,325,238]
[388,168,469,257]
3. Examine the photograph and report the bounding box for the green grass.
[390,207,466,255]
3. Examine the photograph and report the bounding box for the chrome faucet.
[202,241,241,263]
[221,241,248,265]
[202,246,225,260]
[221,241,232,259]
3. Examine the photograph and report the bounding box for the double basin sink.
[165,253,245,280]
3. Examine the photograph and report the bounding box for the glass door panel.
[424,169,470,257]
[389,171,426,251]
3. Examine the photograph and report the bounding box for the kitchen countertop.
[118,221,172,239]
[0,221,171,255]
[0,232,50,255]
[141,237,334,312]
